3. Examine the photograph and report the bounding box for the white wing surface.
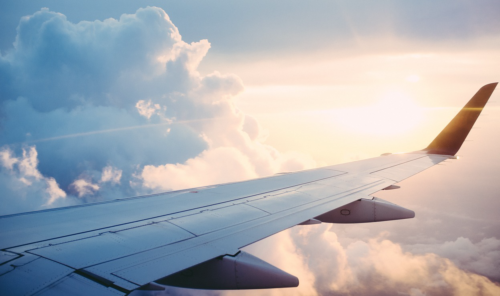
[0,83,496,295]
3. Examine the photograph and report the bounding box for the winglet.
[425,82,498,156]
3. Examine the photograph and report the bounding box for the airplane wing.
[0,83,497,295]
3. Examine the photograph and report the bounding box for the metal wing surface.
[0,83,496,295]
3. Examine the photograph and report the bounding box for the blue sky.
[2,1,500,55]
[1,1,499,295]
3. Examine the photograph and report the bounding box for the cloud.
[0,146,69,215]
[100,165,122,184]
[70,178,100,197]
[238,225,500,296]
[0,7,315,214]
[140,147,258,191]
[45,177,67,204]
[408,236,500,281]
[136,100,163,119]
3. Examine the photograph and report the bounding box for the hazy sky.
[1,1,499,295]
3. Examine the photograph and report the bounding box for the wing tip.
[480,82,498,92]
[425,82,497,156]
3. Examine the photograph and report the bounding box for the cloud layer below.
[240,225,500,296]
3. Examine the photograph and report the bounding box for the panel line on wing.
[371,155,449,182]
[244,203,272,214]
[102,178,388,283]
[27,221,195,269]
[0,169,346,251]
[368,155,429,174]
[108,179,392,285]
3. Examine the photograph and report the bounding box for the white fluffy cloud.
[100,166,122,184]
[0,146,68,214]
[136,100,162,119]
[140,147,258,191]
[139,142,316,192]
[70,178,100,197]
[0,7,315,213]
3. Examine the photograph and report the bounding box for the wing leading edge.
[0,83,496,295]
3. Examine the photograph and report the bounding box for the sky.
[1,1,500,295]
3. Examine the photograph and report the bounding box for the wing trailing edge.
[425,82,497,156]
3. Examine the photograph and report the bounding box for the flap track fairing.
[315,197,415,224]
[155,251,299,290]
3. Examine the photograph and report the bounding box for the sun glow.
[332,91,425,135]
[406,75,420,83]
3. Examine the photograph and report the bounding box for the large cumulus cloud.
[0,7,315,215]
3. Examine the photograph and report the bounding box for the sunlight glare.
[332,91,424,135]
[406,75,420,83]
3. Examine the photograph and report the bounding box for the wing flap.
[0,258,73,296]
[169,204,268,236]
[28,222,194,269]
[34,273,124,296]
[248,191,319,214]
